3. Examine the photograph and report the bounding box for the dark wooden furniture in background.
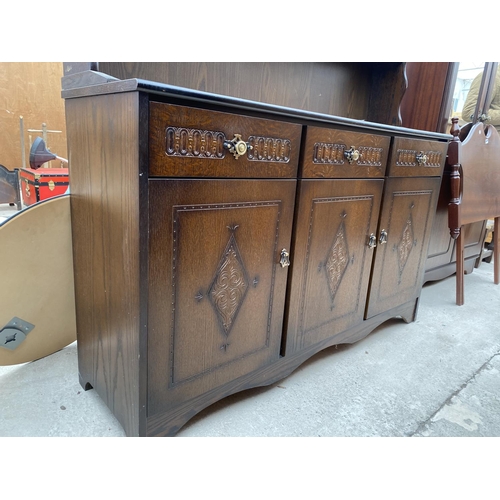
[92,62,407,126]
[425,62,500,299]
[424,181,488,282]
[403,62,492,285]
[62,64,450,436]
[0,164,21,210]
[448,119,500,305]
[399,62,458,134]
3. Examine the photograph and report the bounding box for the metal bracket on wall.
[0,317,35,351]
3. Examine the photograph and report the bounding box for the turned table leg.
[456,228,465,305]
[494,217,499,285]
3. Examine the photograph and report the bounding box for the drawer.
[387,137,448,177]
[301,126,391,178]
[149,102,302,178]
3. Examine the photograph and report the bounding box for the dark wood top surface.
[61,75,451,141]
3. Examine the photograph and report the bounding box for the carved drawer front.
[147,178,296,416]
[149,102,302,178]
[387,137,448,178]
[301,126,391,179]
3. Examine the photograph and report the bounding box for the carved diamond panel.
[208,227,249,337]
[324,219,350,305]
[397,210,414,278]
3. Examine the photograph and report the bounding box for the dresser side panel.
[65,92,142,436]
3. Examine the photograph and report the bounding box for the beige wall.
[0,62,67,170]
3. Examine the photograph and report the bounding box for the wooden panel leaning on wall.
[0,62,68,171]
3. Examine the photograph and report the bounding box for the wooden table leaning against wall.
[447,119,500,305]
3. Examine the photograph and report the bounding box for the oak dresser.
[62,68,450,436]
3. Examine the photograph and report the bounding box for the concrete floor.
[0,203,19,224]
[1,202,500,438]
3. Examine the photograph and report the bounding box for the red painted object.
[20,167,69,206]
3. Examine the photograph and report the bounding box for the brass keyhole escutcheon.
[223,134,253,159]
[415,151,428,166]
[344,146,360,164]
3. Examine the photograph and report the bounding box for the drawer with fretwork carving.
[301,126,391,179]
[387,137,448,178]
[149,102,302,178]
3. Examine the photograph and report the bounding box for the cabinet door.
[284,179,384,353]
[147,179,295,416]
[365,176,440,319]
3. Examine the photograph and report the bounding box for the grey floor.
[1,202,500,438]
[0,203,18,224]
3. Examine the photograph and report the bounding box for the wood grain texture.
[65,92,145,437]
[62,65,450,436]
[301,126,390,179]
[448,119,462,240]
[449,121,500,305]
[424,171,454,275]
[459,123,500,225]
[399,62,457,133]
[146,298,419,436]
[387,137,448,178]
[365,62,407,127]
[424,166,487,282]
[456,231,465,305]
[366,176,440,318]
[147,178,296,416]
[0,62,67,170]
[149,102,301,178]
[99,62,373,119]
[452,222,488,262]
[494,218,499,285]
[284,179,384,354]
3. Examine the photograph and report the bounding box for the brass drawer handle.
[344,146,360,164]
[279,248,291,268]
[223,134,253,159]
[415,151,428,166]
[368,233,377,249]
[379,229,388,245]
